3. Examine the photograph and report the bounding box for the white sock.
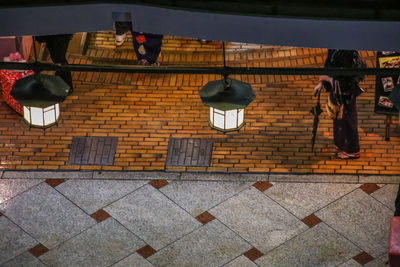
[115,33,126,42]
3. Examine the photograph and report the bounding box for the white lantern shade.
[209,107,245,132]
[23,104,60,128]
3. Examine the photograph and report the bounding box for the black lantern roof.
[199,78,255,110]
[11,74,70,108]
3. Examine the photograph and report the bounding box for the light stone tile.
[1,251,46,267]
[105,184,201,250]
[364,253,389,267]
[39,218,144,267]
[160,181,252,216]
[316,189,392,257]
[338,259,362,267]
[2,171,93,179]
[0,183,96,248]
[55,179,148,214]
[112,253,154,267]
[93,171,180,180]
[264,182,360,218]
[148,220,251,266]
[359,175,400,184]
[181,172,268,181]
[210,187,308,253]
[0,217,37,265]
[371,184,399,212]
[224,255,258,267]
[269,174,359,183]
[256,223,361,267]
[0,179,44,204]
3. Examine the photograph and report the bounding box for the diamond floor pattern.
[0,173,394,266]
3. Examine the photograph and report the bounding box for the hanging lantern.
[199,78,255,132]
[209,107,244,132]
[11,73,70,128]
[23,104,60,128]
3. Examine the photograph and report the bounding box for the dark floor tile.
[149,179,169,189]
[166,138,213,167]
[90,209,111,223]
[29,243,49,257]
[244,247,264,261]
[196,211,216,224]
[45,179,65,188]
[252,181,273,192]
[353,251,374,265]
[301,214,322,228]
[360,184,380,194]
[137,245,156,258]
[69,136,118,166]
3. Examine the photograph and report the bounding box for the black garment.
[395,184,400,216]
[35,34,73,92]
[324,49,365,154]
[333,96,360,153]
[114,21,163,64]
[115,21,131,36]
[324,49,365,97]
[131,31,163,64]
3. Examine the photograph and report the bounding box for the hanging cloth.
[131,32,163,64]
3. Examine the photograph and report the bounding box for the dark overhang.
[2,1,400,21]
[0,1,400,51]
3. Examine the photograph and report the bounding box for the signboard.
[374,52,400,115]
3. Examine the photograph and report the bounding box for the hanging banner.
[374,52,400,115]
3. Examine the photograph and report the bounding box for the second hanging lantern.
[199,77,255,132]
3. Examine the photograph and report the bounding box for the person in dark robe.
[35,34,73,93]
[115,21,131,47]
[114,22,163,65]
[314,49,366,159]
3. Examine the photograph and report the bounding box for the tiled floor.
[0,172,396,266]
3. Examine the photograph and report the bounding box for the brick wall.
[0,32,398,174]
[89,31,273,52]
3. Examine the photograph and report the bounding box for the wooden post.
[386,115,392,141]
[79,32,88,55]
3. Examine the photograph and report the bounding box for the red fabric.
[135,35,146,44]
[0,69,34,115]
[389,217,400,267]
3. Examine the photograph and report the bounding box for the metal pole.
[1,61,400,76]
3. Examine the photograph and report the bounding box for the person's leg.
[144,33,163,64]
[337,97,360,159]
[115,21,131,35]
[342,97,360,154]
[45,35,70,64]
[131,31,146,63]
[115,21,131,47]
[45,35,73,92]
[131,32,163,65]
[333,118,346,151]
